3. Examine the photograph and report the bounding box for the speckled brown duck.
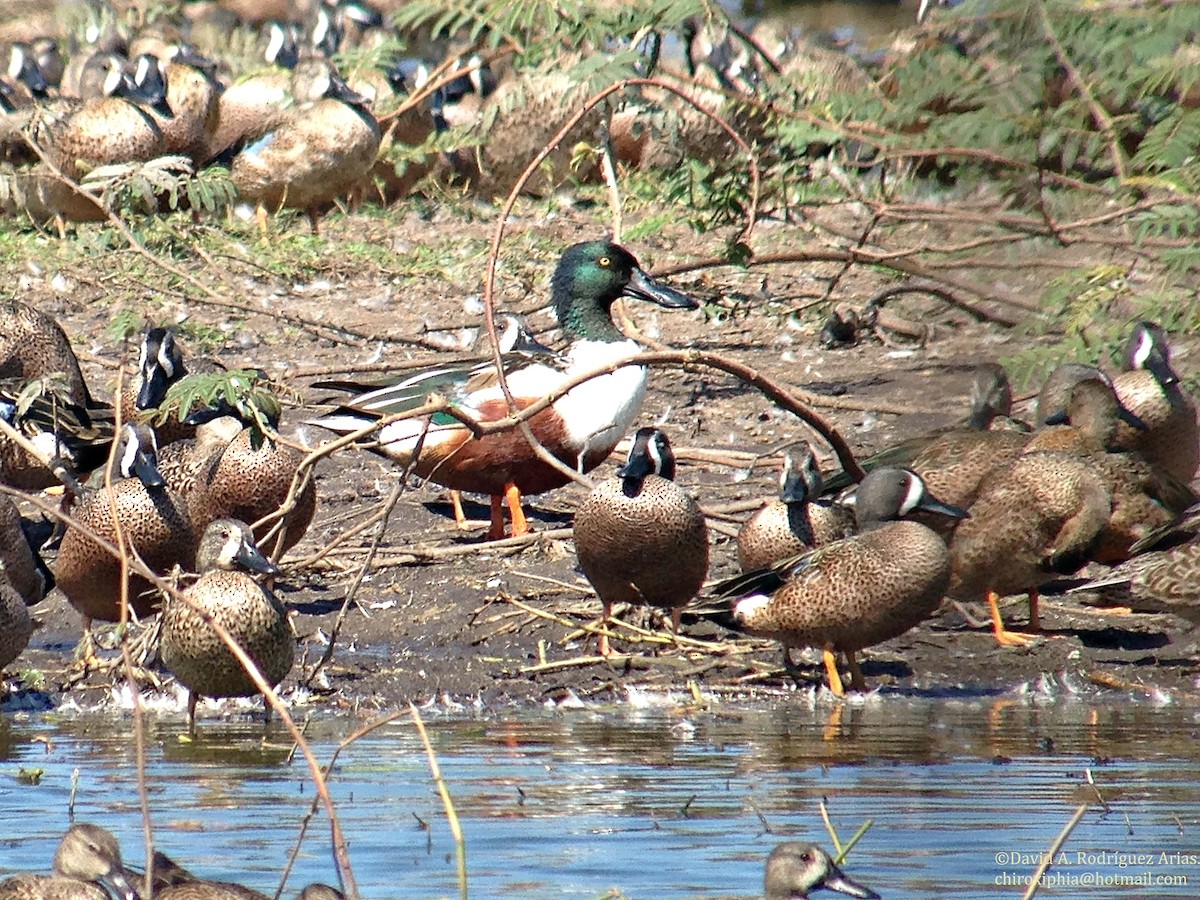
[717,467,967,695]
[737,443,854,572]
[948,451,1112,647]
[573,427,709,656]
[0,494,52,606]
[1071,540,1200,630]
[0,823,135,900]
[0,573,32,674]
[1025,373,1195,562]
[160,518,294,732]
[55,423,198,628]
[229,57,380,232]
[0,376,112,491]
[25,56,166,179]
[823,364,1031,507]
[160,414,315,558]
[763,843,879,900]
[1111,321,1200,485]
[0,300,92,406]
[131,47,221,164]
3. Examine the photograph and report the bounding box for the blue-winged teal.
[118,327,226,446]
[1027,374,1194,562]
[573,427,709,655]
[737,443,854,572]
[0,571,32,673]
[718,467,967,695]
[1071,540,1200,629]
[0,300,93,406]
[160,518,294,732]
[131,48,221,164]
[1112,322,1200,485]
[26,57,166,180]
[0,823,135,900]
[128,848,343,900]
[5,42,50,105]
[0,495,52,606]
[55,423,198,625]
[0,376,112,491]
[823,364,1031,504]
[230,57,380,233]
[186,419,316,558]
[764,843,879,900]
[948,451,1112,647]
[311,241,698,539]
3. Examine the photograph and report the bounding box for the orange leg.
[598,600,612,657]
[450,490,470,530]
[988,590,1038,648]
[1028,589,1041,633]
[822,649,846,697]
[669,606,682,635]
[504,483,529,537]
[487,495,507,540]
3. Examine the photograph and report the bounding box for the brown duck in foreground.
[159,519,294,733]
[948,451,1111,647]
[0,823,135,900]
[573,427,709,656]
[717,467,968,696]
[764,842,879,900]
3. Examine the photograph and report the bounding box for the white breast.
[552,339,647,457]
[377,339,647,463]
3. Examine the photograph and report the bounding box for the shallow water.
[2,694,1200,899]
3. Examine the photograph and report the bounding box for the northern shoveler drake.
[573,427,709,655]
[160,518,293,734]
[736,442,854,572]
[715,467,967,695]
[764,843,880,900]
[0,823,135,900]
[309,240,699,539]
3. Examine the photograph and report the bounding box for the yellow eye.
[598,256,611,267]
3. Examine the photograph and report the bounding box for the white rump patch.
[733,593,772,624]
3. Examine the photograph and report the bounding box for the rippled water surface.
[2,696,1200,898]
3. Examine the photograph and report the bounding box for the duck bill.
[136,366,169,410]
[131,449,166,490]
[1117,404,1149,431]
[779,471,809,504]
[617,454,655,480]
[102,866,138,900]
[1145,351,1180,387]
[917,495,969,521]
[622,267,698,310]
[823,866,881,900]
[328,71,369,108]
[235,538,280,577]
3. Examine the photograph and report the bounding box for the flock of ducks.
[0,240,1199,719]
[0,823,876,900]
